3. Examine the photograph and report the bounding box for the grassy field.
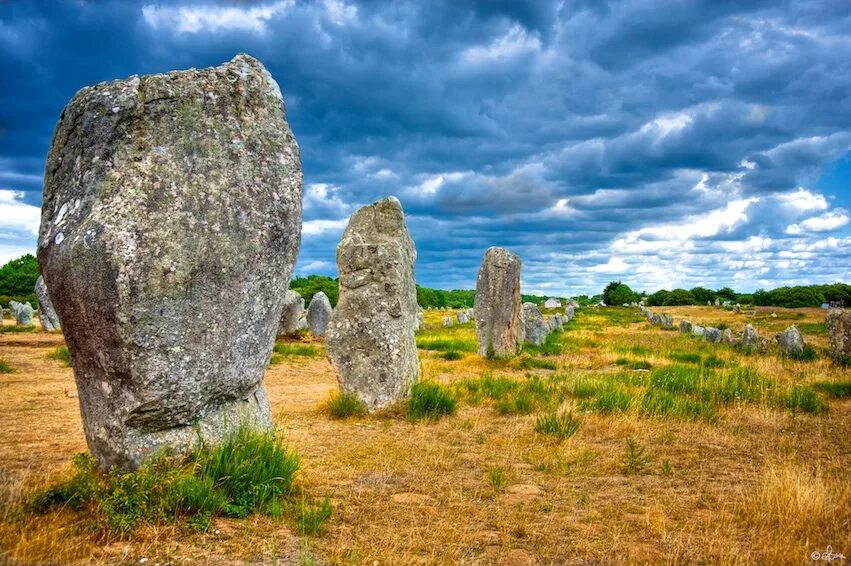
[0,305,849,564]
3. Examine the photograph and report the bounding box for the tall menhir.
[37,54,303,470]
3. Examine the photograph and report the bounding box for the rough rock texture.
[826,309,851,364]
[692,325,705,337]
[660,314,673,330]
[742,324,759,350]
[522,302,547,346]
[325,197,419,411]
[278,290,305,336]
[457,312,469,324]
[416,308,424,330]
[37,54,302,470]
[443,316,453,327]
[35,276,61,331]
[474,247,524,358]
[721,328,737,346]
[679,320,692,334]
[703,327,722,343]
[12,301,33,325]
[775,325,805,355]
[306,291,332,337]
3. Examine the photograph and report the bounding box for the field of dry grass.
[0,305,849,565]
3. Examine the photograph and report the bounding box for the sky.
[1,0,850,296]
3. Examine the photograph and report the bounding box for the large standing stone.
[474,247,524,358]
[660,314,673,330]
[692,325,705,337]
[826,309,851,364]
[679,320,692,334]
[35,276,61,331]
[742,324,759,350]
[775,325,805,356]
[37,54,302,470]
[278,290,305,336]
[721,328,738,346]
[522,302,548,346]
[325,197,419,411]
[306,291,332,337]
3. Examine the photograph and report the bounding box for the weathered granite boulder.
[552,314,564,331]
[443,316,453,327]
[12,301,34,326]
[457,312,469,324]
[566,306,575,320]
[703,327,722,343]
[278,290,305,336]
[826,309,851,364]
[306,291,332,337]
[660,314,673,330]
[474,247,524,358]
[775,325,805,356]
[325,197,419,411]
[35,276,61,331]
[679,320,692,334]
[742,324,759,350]
[467,308,475,320]
[37,54,302,470]
[692,325,705,337]
[721,328,738,346]
[416,308,425,330]
[522,302,547,346]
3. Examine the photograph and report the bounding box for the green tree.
[663,289,695,306]
[289,275,339,306]
[0,254,39,307]
[602,281,637,306]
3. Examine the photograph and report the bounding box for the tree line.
[2,254,847,311]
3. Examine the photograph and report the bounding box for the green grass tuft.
[47,345,72,367]
[0,325,35,333]
[0,358,12,373]
[579,387,634,414]
[621,437,654,475]
[534,410,582,440]
[438,350,462,361]
[515,356,557,370]
[812,381,851,398]
[296,496,333,536]
[325,391,368,419]
[407,381,457,422]
[28,425,305,535]
[273,342,321,357]
[785,344,818,362]
[775,385,827,415]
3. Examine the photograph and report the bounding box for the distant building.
[544,298,561,308]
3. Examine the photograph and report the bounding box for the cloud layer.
[1,0,849,293]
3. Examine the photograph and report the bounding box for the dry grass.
[1,307,849,564]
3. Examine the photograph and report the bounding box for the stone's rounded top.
[384,195,403,209]
[482,246,521,267]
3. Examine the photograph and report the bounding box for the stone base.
[93,386,272,470]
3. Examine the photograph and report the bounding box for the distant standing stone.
[278,290,305,336]
[35,276,61,331]
[306,291,332,337]
[457,312,469,324]
[325,197,419,411]
[825,309,851,364]
[37,54,302,469]
[416,308,425,330]
[660,314,673,330]
[522,302,548,346]
[474,247,524,358]
[692,325,705,337]
[679,320,692,334]
[703,327,722,343]
[13,301,34,326]
[443,316,454,327]
[742,324,759,350]
[721,328,737,346]
[775,325,805,356]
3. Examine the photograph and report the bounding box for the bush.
[325,391,368,419]
[438,350,462,361]
[534,411,582,440]
[407,381,457,422]
[602,281,637,306]
[297,496,333,536]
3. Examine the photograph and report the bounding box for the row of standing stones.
[639,304,851,363]
[22,54,851,470]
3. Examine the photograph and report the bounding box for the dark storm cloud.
[1,0,850,292]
